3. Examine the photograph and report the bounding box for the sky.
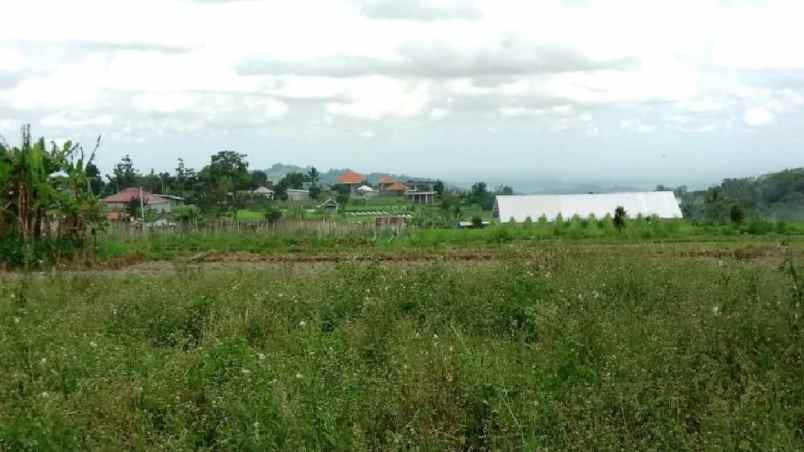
[1,0,804,190]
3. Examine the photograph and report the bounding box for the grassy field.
[94,218,804,264]
[1,240,804,450]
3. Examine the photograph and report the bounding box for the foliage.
[613,206,627,231]
[730,204,746,224]
[678,167,804,221]
[433,179,445,196]
[2,248,804,449]
[171,205,200,224]
[0,125,102,266]
[264,206,282,224]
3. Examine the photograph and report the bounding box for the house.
[405,191,435,204]
[286,188,310,202]
[317,198,339,213]
[378,176,397,192]
[102,187,181,214]
[382,181,409,196]
[253,186,275,200]
[337,170,365,193]
[494,191,683,223]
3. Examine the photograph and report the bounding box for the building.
[317,198,339,213]
[382,181,409,195]
[494,192,683,223]
[337,170,365,192]
[102,187,181,214]
[378,176,397,192]
[286,188,310,202]
[253,186,275,200]
[405,191,435,204]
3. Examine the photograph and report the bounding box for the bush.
[613,206,627,231]
[264,206,282,224]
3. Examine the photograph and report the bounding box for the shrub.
[613,206,627,231]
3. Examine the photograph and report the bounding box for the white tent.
[495,192,683,223]
[356,185,375,192]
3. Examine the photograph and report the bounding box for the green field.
[2,237,804,450]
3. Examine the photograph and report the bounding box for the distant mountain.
[262,163,437,187]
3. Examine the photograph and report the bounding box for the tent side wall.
[495,192,683,223]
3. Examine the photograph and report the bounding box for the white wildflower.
[295,373,303,379]
[712,306,720,316]
[241,368,251,375]
[299,320,306,327]
[13,317,20,324]
[258,353,266,361]
[89,341,97,348]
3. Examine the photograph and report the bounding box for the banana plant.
[0,125,101,253]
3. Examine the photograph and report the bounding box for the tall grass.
[1,249,803,449]
[95,218,804,262]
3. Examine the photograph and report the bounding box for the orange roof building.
[337,170,365,187]
[385,181,409,193]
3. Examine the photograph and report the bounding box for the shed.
[286,188,310,202]
[253,186,275,200]
[494,192,683,223]
[317,198,339,213]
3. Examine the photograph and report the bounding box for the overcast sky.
[1,0,803,188]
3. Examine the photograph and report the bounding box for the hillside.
[263,163,436,186]
[680,167,804,220]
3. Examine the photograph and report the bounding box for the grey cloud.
[359,0,482,21]
[237,40,636,79]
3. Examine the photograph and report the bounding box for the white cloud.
[0,0,802,180]
[325,77,430,119]
[40,113,117,129]
[742,107,774,127]
[358,0,482,21]
[429,108,450,120]
[620,118,656,134]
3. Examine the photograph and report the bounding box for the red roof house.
[102,187,179,213]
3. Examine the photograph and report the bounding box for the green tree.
[613,206,627,231]
[471,182,495,210]
[495,185,514,196]
[250,170,268,189]
[730,204,745,224]
[433,180,445,196]
[309,184,322,200]
[85,163,104,195]
[201,151,250,214]
[108,154,138,191]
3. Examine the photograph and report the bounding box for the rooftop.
[337,169,365,185]
[102,187,170,205]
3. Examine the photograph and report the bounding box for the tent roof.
[495,192,683,222]
[253,186,274,194]
[357,185,375,192]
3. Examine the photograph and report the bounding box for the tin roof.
[102,187,169,205]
